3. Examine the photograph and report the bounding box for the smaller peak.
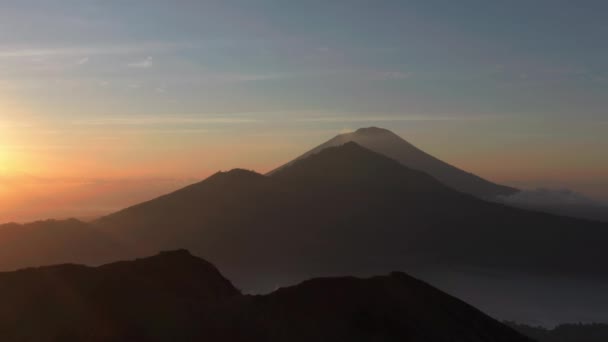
[213,168,261,178]
[224,168,258,175]
[309,141,370,157]
[354,127,393,135]
[340,141,364,148]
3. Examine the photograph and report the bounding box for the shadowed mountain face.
[269,127,519,198]
[96,142,608,280]
[0,251,532,342]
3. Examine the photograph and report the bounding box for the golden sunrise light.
[0,2,607,339]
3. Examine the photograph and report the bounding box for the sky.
[1,0,607,222]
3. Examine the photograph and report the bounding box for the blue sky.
[1,0,607,221]
[2,0,607,120]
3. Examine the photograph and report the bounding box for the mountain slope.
[0,251,532,342]
[269,127,518,198]
[0,250,240,342]
[94,143,608,282]
[250,272,532,342]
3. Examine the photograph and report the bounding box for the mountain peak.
[204,168,264,184]
[216,168,260,178]
[271,142,448,192]
[353,126,395,135]
[270,127,518,198]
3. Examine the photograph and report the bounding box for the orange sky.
[1,114,607,223]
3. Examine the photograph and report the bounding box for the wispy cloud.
[76,56,89,65]
[128,56,153,68]
[0,121,33,129]
[296,114,502,123]
[0,42,181,59]
[70,115,259,126]
[369,71,411,81]
[498,188,607,207]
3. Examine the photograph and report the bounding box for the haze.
[1,0,607,222]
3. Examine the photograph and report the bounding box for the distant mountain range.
[1,128,607,324]
[0,250,532,342]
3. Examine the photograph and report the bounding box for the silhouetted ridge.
[258,272,531,342]
[104,168,264,217]
[1,249,240,299]
[208,168,262,180]
[97,167,269,243]
[0,252,532,342]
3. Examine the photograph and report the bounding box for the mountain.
[95,142,608,280]
[269,127,608,222]
[269,127,519,198]
[0,250,532,342]
[0,250,240,342]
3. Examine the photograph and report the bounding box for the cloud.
[496,188,608,222]
[212,72,284,82]
[76,57,89,65]
[70,115,259,126]
[498,188,605,207]
[296,114,502,123]
[0,120,33,129]
[371,71,411,80]
[0,42,181,59]
[128,56,153,68]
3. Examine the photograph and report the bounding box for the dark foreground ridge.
[0,250,531,342]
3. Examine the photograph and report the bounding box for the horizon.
[2,1,608,222]
[2,125,607,223]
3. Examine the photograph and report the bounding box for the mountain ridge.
[0,250,533,342]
